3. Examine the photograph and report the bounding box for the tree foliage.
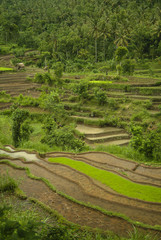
[130,124,161,161]
[11,108,33,147]
[42,117,85,151]
[0,0,161,65]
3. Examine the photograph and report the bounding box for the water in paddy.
[0,147,39,161]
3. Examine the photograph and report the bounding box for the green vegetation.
[11,108,33,147]
[1,1,161,69]
[130,124,161,162]
[0,172,18,193]
[0,0,161,238]
[0,202,44,240]
[0,115,12,147]
[0,196,157,240]
[42,120,86,152]
[1,161,161,236]
[0,67,13,72]
[48,157,161,202]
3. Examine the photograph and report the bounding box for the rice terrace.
[1,1,161,239]
[0,55,161,240]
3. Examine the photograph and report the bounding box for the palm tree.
[99,14,111,61]
[114,26,130,47]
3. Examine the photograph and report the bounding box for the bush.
[108,98,119,110]
[12,48,25,57]
[99,66,109,75]
[130,124,161,162]
[34,73,45,84]
[53,62,64,78]
[0,203,44,240]
[131,109,149,122]
[121,59,135,75]
[94,88,107,105]
[33,73,54,85]
[0,173,18,193]
[11,108,33,147]
[15,94,39,107]
[11,58,22,66]
[73,81,89,100]
[115,46,128,63]
[143,100,153,110]
[43,73,53,86]
[42,119,85,151]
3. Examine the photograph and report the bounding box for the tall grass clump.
[128,227,159,240]
[0,172,18,193]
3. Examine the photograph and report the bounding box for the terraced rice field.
[76,124,130,146]
[0,69,161,237]
[1,70,161,146]
[0,72,41,97]
[0,146,161,238]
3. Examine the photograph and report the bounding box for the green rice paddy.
[48,157,161,203]
[0,67,13,72]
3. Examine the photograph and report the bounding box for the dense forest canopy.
[0,0,161,63]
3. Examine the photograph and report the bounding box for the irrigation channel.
[0,145,161,238]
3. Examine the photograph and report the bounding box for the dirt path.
[0,163,160,239]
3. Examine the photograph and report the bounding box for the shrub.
[121,59,135,75]
[43,73,53,86]
[33,73,54,85]
[53,62,64,78]
[12,48,25,57]
[130,125,143,150]
[115,46,128,63]
[130,124,161,162]
[94,88,107,105]
[143,100,153,110]
[0,173,18,193]
[11,57,22,66]
[99,66,109,75]
[34,73,45,84]
[131,109,149,122]
[108,98,119,110]
[73,81,89,100]
[42,91,61,110]
[15,94,39,107]
[11,108,33,147]
[0,91,10,98]
[0,203,43,240]
[42,120,85,151]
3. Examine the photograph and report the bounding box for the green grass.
[0,115,12,146]
[48,157,161,203]
[0,172,18,193]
